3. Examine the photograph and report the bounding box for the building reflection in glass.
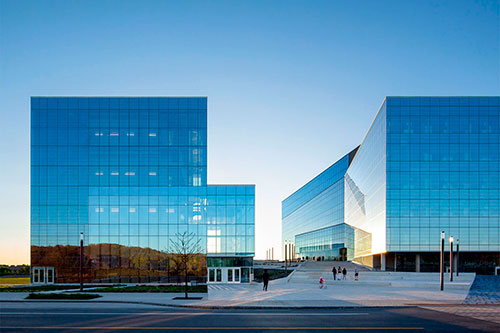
[30,97,255,283]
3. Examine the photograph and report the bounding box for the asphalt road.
[0,302,497,332]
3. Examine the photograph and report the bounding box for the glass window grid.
[282,149,357,259]
[284,97,499,262]
[282,154,350,218]
[282,179,345,248]
[344,101,387,255]
[31,97,255,282]
[295,224,354,260]
[385,98,500,252]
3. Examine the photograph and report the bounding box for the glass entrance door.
[208,268,223,283]
[208,267,240,283]
[33,267,40,284]
[234,268,240,282]
[208,268,215,282]
[226,268,240,283]
[46,267,55,284]
[32,267,55,284]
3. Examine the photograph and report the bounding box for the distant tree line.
[0,265,30,276]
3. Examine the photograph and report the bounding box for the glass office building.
[30,97,254,284]
[295,224,354,260]
[282,148,358,260]
[284,97,500,273]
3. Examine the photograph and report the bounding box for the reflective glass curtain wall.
[295,224,354,260]
[385,97,500,253]
[344,102,387,259]
[345,97,499,271]
[282,96,499,272]
[31,97,255,283]
[282,149,358,259]
[206,185,255,257]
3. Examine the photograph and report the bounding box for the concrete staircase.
[287,260,475,290]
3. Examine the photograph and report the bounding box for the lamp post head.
[80,232,83,241]
[441,231,445,239]
[449,236,454,243]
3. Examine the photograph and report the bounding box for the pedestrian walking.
[338,266,342,280]
[342,267,347,280]
[332,266,337,280]
[262,269,270,291]
[354,267,359,281]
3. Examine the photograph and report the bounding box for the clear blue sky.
[0,0,498,264]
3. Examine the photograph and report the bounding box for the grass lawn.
[26,293,101,300]
[0,277,30,287]
[92,285,208,293]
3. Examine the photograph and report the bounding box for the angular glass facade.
[282,148,358,260]
[295,224,353,260]
[283,97,500,273]
[30,97,255,283]
[344,101,387,259]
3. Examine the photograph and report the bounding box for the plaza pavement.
[2,265,498,326]
[0,277,474,308]
[1,263,498,310]
[419,305,500,325]
[3,274,499,326]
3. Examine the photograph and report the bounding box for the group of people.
[263,265,361,292]
[332,266,347,280]
[332,266,359,280]
[319,266,360,289]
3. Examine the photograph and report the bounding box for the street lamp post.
[80,232,84,292]
[456,239,460,277]
[449,236,454,282]
[440,231,445,291]
[284,241,288,271]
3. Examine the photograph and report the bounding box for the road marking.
[0,312,369,316]
[0,327,424,330]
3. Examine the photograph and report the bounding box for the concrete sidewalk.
[0,279,473,308]
[0,270,486,309]
[0,292,463,308]
[203,278,471,307]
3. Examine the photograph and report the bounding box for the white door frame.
[226,267,240,283]
[207,268,223,283]
[46,267,55,284]
[32,267,55,284]
[207,267,240,284]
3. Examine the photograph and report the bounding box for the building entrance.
[207,267,241,283]
[32,267,55,284]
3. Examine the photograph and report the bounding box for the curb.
[414,303,500,307]
[7,299,490,310]
[0,299,420,310]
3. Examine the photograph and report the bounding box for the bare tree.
[168,232,203,299]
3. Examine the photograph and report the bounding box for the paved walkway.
[463,275,500,304]
[1,273,496,310]
[204,278,469,307]
[0,280,468,308]
[421,305,500,325]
